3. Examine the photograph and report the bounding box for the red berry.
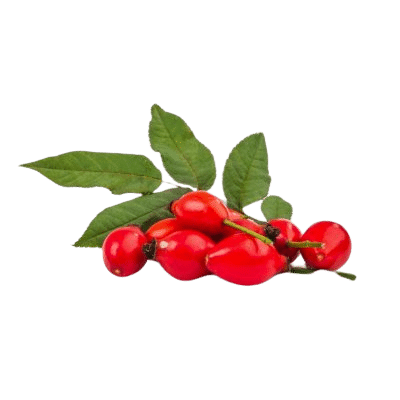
[221,217,265,238]
[145,218,182,241]
[171,190,229,236]
[205,233,287,286]
[227,208,244,220]
[102,226,147,277]
[266,218,302,262]
[300,221,351,271]
[154,230,215,281]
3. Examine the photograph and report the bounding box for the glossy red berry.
[145,218,182,242]
[153,230,215,281]
[205,233,287,286]
[227,208,244,220]
[171,190,229,236]
[221,217,265,238]
[266,218,302,262]
[300,221,351,271]
[102,226,147,277]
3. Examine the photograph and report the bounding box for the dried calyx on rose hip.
[264,218,302,262]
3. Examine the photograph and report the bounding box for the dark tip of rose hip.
[264,223,281,241]
[169,200,176,214]
[142,239,157,260]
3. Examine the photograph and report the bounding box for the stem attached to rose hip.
[286,240,323,248]
[223,220,356,280]
[223,219,273,244]
[289,266,356,281]
[223,219,323,248]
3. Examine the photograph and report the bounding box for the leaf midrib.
[26,165,162,182]
[155,107,199,188]
[78,206,170,244]
[238,135,264,209]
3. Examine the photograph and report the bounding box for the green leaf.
[261,195,293,221]
[74,187,191,248]
[21,151,162,194]
[223,133,271,211]
[149,104,216,190]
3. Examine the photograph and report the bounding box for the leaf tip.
[151,104,162,114]
[70,239,101,249]
[20,162,30,169]
[70,239,80,249]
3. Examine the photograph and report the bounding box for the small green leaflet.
[74,187,191,248]
[149,104,216,190]
[21,151,162,195]
[223,133,271,211]
[261,195,293,220]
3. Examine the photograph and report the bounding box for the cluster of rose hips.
[102,191,352,286]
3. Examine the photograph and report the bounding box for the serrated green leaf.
[261,195,293,221]
[149,104,216,190]
[223,133,271,211]
[74,187,191,248]
[21,151,162,194]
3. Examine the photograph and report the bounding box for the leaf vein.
[156,110,199,188]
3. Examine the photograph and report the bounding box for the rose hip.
[205,233,287,286]
[171,190,228,236]
[102,226,147,277]
[300,221,351,271]
[152,230,215,281]
[265,218,302,262]
[145,218,182,241]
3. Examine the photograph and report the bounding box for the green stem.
[287,240,323,248]
[161,180,180,188]
[223,220,323,248]
[242,214,265,224]
[336,271,357,281]
[289,267,315,274]
[223,219,273,244]
[289,266,356,281]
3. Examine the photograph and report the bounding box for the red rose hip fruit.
[171,190,229,236]
[102,226,147,277]
[152,230,215,281]
[300,221,351,271]
[205,233,287,286]
[145,218,182,241]
[227,208,244,220]
[265,218,302,262]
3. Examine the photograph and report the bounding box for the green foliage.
[21,106,298,256]
[261,195,293,221]
[21,151,162,194]
[223,133,271,211]
[74,188,191,248]
[149,104,216,190]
